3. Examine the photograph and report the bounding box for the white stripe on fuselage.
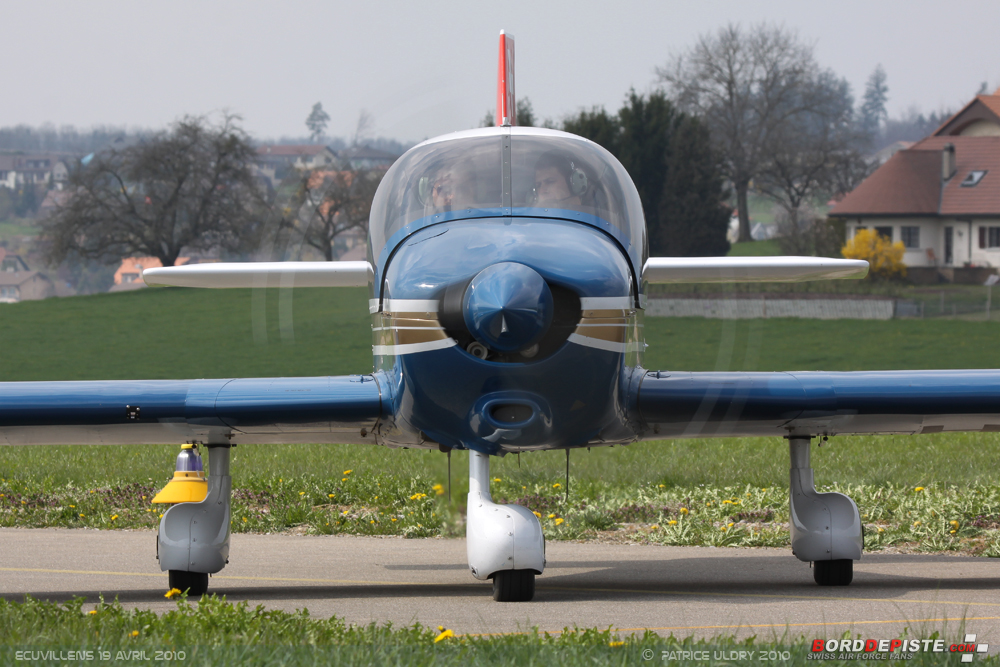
[373,338,457,356]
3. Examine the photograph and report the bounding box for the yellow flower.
[915,486,924,492]
[370,520,375,524]
[432,484,444,496]
[547,513,556,519]
[409,493,427,501]
[88,610,97,615]
[728,522,734,527]
[130,631,139,638]
[493,477,501,482]
[374,496,378,501]
[391,518,397,522]
[553,483,561,488]
[658,484,665,488]
[913,521,921,527]
[668,520,678,526]
[146,509,152,512]
[342,510,349,515]
[299,491,305,496]
[720,525,727,531]
[242,517,247,522]
[111,515,118,521]
[950,530,957,534]
[878,527,885,533]
[434,629,454,643]
[279,479,282,483]
[532,511,541,518]
[722,500,733,505]
[555,518,564,526]
[79,514,85,518]
[328,493,335,498]
[706,502,712,506]
[342,478,347,482]
[950,520,959,527]
[343,470,353,475]
[164,588,182,599]
[650,525,658,530]
[609,641,624,647]
[679,508,689,515]
[69,505,75,508]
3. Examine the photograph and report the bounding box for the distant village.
[0,141,400,303]
[3,85,1000,304]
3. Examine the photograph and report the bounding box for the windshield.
[368,127,646,279]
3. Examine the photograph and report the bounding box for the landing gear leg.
[466,450,545,601]
[158,444,232,596]
[788,436,862,587]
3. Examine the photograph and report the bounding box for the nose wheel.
[168,570,209,596]
[813,559,853,586]
[492,570,535,602]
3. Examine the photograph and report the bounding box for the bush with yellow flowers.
[841,228,907,280]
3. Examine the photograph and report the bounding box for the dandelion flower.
[679,508,689,515]
[391,518,397,522]
[555,518,564,526]
[547,513,556,519]
[720,526,727,532]
[493,478,501,482]
[553,483,561,488]
[299,491,305,496]
[328,493,335,498]
[915,486,925,492]
[79,514,85,518]
[242,517,247,523]
[69,505,75,508]
[342,510,349,515]
[432,484,444,496]
[658,484,665,488]
[130,631,139,638]
[609,641,624,647]
[650,525,658,530]
[342,478,347,482]
[668,520,677,526]
[950,520,959,527]
[728,522,734,527]
[88,610,97,615]
[532,511,542,518]
[343,470,353,475]
[164,588,182,599]
[722,500,733,505]
[878,527,885,533]
[434,629,454,642]
[111,515,118,521]
[950,530,957,534]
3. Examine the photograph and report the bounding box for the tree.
[565,91,730,256]
[657,23,841,242]
[859,65,889,139]
[842,228,905,280]
[290,168,382,261]
[305,103,330,143]
[480,97,536,127]
[41,114,264,268]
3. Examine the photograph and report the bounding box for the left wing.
[0,376,382,445]
[636,369,1000,439]
[642,257,869,283]
[142,261,373,289]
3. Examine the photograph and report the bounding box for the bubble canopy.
[367,127,647,285]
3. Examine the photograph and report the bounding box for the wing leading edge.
[637,369,1000,439]
[0,376,382,446]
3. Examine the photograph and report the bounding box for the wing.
[636,369,1000,439]
[0,376,382,445]
[642,257,868,283]
[142,261,373,288]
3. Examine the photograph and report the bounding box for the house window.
[962,170,988,187]
[980,227,1000,249]
[901,226,920,249]
[874,226,893,241]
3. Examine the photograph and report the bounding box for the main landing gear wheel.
[492,570,535,602]
[813,559,853,586]
[169,570,209,596]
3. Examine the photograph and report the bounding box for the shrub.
[841,228,906,280]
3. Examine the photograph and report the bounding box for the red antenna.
[496,30,515,126]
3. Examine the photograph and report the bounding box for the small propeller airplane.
[1,32,996,603]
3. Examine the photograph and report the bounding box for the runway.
[0,528,997,644]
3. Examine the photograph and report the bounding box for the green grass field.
[3,288,1000,663]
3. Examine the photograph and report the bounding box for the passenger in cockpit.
[424,160,476,213]
[532,151,589,208]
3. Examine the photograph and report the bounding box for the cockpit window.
[368,134,502,266]
[368,128,647,277]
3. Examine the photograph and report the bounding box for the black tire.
[813,559,853,586]
[168,570,209,596]
[492,570,535,602]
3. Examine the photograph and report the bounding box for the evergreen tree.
[564,91,729,256]
[305,102,330,143]
[656,116,731,256]
[859,65,889,138]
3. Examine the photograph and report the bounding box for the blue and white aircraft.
[1,33,996,602]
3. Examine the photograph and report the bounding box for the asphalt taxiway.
[0,528,997,644]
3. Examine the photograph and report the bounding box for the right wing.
[0,376,382,445]
[142,261,373,288]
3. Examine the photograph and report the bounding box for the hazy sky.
[3,0,998,143]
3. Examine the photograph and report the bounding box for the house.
[255,144,340,187]
[0,249,30,273]
[0,271,55,303]
[0,153,74,190]
[338,145,398,170]
[111,256,190,291]
[830,88,1000,282]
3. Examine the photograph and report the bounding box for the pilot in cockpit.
[532,151,590,209]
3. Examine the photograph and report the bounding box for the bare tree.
[305,102,330,143]
[352,110,374,147]
[658,23,837,243]
[41,114,264,268]
[291,168,382,261]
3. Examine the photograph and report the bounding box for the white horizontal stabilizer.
[642,256,868,283]
[142,261,373,288]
